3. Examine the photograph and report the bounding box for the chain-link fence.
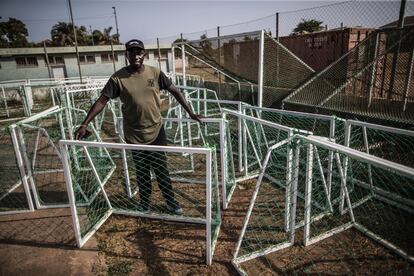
[283,27,414,124]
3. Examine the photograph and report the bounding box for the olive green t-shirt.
[101,65,172,144]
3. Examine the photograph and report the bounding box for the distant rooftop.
[380,16,414,29]
[0,43,171,56]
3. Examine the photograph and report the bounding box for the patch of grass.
[107,260,133,276]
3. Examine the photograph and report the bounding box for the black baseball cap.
[125,39,145,51]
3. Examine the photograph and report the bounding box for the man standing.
[75,39,201,215]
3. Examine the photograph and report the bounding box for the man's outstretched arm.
[167,83,203,123]
[74,94,110,139]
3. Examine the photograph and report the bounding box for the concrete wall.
[0,45,172,82]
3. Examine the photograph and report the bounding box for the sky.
[0,0,409,45]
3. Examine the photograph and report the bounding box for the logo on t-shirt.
[147,78,155,87]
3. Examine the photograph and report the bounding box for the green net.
[233,135,414,274]
[0,126,33,213]
[233,139,297,274]
[346,120,414,168]
[0,85,30,119]
[57,83,121,139]
[224,110,295,182]
[15,107,113,208]
[61,140,220,264]
[243,105,346,144]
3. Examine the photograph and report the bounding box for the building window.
[47,55,64,65]
[101,53,118,62]
[154,49,168,59]
[79,55,96,64]
[16,56,38,68]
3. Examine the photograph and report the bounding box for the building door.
[52,66,66,80]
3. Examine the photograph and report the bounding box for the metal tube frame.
[59,139,219,265]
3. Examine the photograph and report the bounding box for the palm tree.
[103,27,113,44]
[51,22,74,46]
[92,29,104,45]
[293,19,324,34]
[51,22,90,46]
[91,27,118,45]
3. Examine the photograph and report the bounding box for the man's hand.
[190,113,204,124]
[75,125,89,140]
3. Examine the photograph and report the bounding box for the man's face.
[127,48,146,68]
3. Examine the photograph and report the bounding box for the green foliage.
[107,260,132,276]
[199,34,212,52]
[0,18,29,47]
[293,19,324,34]
[50,22,119,47]
[173,37,188,57]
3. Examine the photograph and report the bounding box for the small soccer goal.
[232,134,414,275]
[11,105,114,209]
[0,125,34,215]
[60,139,221,265]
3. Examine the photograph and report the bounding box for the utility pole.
[67,0,82,83]
[90,25,94,46]
[43,41,52,79]
[112,6,120,42]
[275,12,279,40]
[157,37,162,70]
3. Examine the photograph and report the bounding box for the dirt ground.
[0,208,98,276]
[1,180,413,275]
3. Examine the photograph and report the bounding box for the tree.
[92,29,104,45]
[172,37,188,57]
[91,27,119,45]
[51,22,90,46]
[293,19,324,34]
[199,34,212,53]
[102,27,113,44]
[0,18,29,47]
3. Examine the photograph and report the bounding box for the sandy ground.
[0,208,99,276]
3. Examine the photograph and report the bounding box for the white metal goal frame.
[342,119,414,214]
[117,116,236,209]
[12,106,115,209]
[0,124,35,215]
[222,108,311,181]
[232,137,300,275]
[232,134,414,275]
[302,135,414,263]
[56,83,121,134]
[59,139,220,265]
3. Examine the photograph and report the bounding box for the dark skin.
[75,47,202,140]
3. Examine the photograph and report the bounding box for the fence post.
[110,39,116,73]
[275,12,279,40]
[181,33,187,87]
[43,41,52,79]
[171,45,176,84]
[368,32,379,108]
[388,0,407,99]
[257,30,265,107]
[157,37,162,70]
[217,26,221,96]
